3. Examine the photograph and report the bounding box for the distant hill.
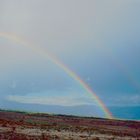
[0,100,140,120]
[109,106,140,120]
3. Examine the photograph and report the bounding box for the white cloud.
[7,93,95,106]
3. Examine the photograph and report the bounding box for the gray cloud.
[0,0,140,109]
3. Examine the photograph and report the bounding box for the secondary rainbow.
[0,32,113,119]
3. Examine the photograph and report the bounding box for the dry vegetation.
[0,110,140,140]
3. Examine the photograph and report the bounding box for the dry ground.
[0,110,140,140]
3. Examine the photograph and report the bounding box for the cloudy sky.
[0,0,140,119]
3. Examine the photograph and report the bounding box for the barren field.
[0,110,140,140]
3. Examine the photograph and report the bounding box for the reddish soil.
[0,110,140,140]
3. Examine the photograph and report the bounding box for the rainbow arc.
[0,32,113,119]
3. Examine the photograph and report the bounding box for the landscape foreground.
[0,110,140,140]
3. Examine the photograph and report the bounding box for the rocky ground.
[0,110,140,140]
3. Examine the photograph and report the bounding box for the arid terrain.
[0,110,140,140]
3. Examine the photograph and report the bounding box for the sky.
[0,0,140,119]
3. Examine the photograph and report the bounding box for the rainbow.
[0,32,113,119]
